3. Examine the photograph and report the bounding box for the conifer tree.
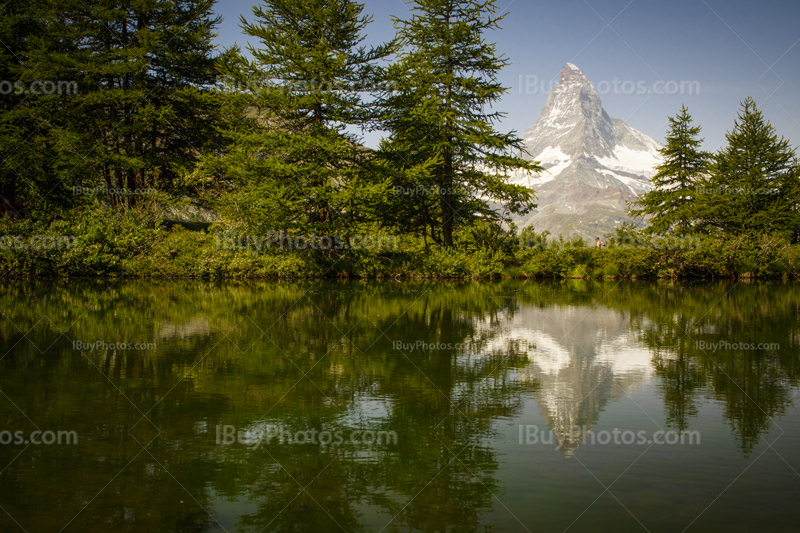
[630,105,709,235]
[379,0,541,247]
[703,97,800,240]
[200,0,394,244]
[19,0,223,209]
[0,1,50,211]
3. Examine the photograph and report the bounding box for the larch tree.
[703,97,800,240]
[379,0,541,248]
[197,0,395,247]
[21,0,223,209]
[630,105,710,236]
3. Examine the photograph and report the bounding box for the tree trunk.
[441,187,454,247]
[441,9,454,248]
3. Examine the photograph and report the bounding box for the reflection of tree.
[0,280,534,533]
[630,282,800,456]
[651,350,704,433]
[238,281,534,533]
[1,279,798,532]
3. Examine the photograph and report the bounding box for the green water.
[0,280,798,532]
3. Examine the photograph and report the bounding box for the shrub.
[603,264,620,277]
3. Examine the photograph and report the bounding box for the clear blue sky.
[212,0,800,151]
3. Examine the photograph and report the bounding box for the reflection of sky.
[473,304,654,449]
[477,304,652,376]
[340,396,394,427]
[157,317,211,339]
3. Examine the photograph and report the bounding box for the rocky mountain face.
[510,64,662,240]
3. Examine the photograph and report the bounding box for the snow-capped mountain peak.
[511,64,663,240]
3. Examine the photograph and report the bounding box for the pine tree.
[198,0,395,245]
[379,0,541,247]
[20,0,223,209]
[703,97,800,240]
[0,0,51,212]
[630,105,709,235]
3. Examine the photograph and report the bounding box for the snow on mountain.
[510,64,663,240]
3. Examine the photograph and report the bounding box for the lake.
[0,280,798,532]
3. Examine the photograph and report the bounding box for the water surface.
[1,280,798,532]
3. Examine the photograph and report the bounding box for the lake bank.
[3,215,800,280]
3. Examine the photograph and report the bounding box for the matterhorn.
[511,64,662,240]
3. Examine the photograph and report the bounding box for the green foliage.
[3,205,800,281]
[0,1,48,211]
[630,105,709,235]
[138,226,325,279]
[377,0,542,247]
[2,4,800,283]
[569,264,589,278]
[700,97,800,241]
[462,220,520,258]
[518,235,593,278]
[604,222,648,248]
[192,0,394,245]
[12,0,224,209]
[0,202,164,277]
[416,247,504,278]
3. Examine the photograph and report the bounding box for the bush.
[4,204,800,281]
[569,264,589,278]
[415,247,503,279]
[0,203,165,277]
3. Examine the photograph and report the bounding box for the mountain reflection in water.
[0,280,797,532]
